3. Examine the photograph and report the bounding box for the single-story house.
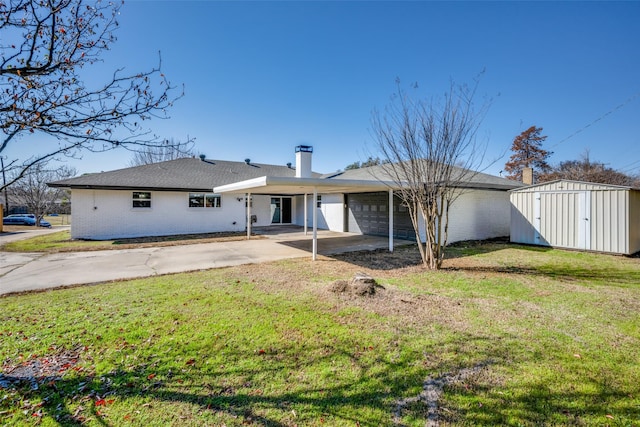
[510,179,640,255]
[49,146,521,257]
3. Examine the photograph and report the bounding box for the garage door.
[346,192,415,240]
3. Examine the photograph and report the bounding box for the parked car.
[2,214,52,227]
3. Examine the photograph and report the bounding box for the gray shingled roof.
[49,156,519,192]
[325,162,522,190]
[48,158,306,192]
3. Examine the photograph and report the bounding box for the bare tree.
[540,150,638,186]
[371,79,489,269]
[9,161,76,225]
[1,0,184,192]
[128,138,195,166]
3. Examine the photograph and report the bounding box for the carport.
[214,176,399,260]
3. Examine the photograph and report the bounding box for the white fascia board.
[214,176,269,194]
[214,176,398,195]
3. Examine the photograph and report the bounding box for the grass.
[0,242,639,426]
[43,214,71,226]
[0,230,260,253]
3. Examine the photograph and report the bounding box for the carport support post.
[389,189,394,252]
[312,187,318,261]
[304,193,308,235]
[246,192,251,240]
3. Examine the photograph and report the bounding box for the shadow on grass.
[333,241,639,288]
[2,332,636,426]
[0,334,505,426]
[330,239,520,271]
[446,263,640,287]
[440,376,639,425]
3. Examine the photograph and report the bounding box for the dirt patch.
[224,250,471,333]
[110,231,258,245]
[334,246,425,271]
[394,361,493,426]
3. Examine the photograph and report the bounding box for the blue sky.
[8,1,640,177]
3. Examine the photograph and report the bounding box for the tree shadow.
[0,333,520,426]
[440,375,639,425]
[1,329,637,425]
[329,238,519,271]
[446,262,640,287]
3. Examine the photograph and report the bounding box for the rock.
[329,274,384,296]
[352,272,376,285]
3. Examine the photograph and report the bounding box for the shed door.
[578,192,591,250]
[538,191,591,250]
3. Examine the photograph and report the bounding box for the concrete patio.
[0,226,414,296]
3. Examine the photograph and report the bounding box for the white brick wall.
[70,189,253,240]
[293,193,342,231]
[69,188,510,242]
[443,189,511,243]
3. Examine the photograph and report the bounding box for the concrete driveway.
[1,227,411,296]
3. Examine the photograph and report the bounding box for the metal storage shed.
[509,180,640,255]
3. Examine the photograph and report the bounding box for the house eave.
[46,183,214,193]
[213,176,522,195]
[214,176,397,195]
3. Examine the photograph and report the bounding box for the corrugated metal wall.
[628,190,640,254]
[510,180,639,255]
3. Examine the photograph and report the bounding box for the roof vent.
[199,154,206,161]
[286,162,292,168]
[244,158,251,165]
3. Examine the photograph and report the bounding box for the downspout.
[1,157,9,216]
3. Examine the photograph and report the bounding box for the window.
[189,193,221,208]
[205,194,221,208]
[316,195,322,208]
[133,192,151,208]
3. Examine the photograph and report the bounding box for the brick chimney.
[522,167,534,185]
[295,145,313,178]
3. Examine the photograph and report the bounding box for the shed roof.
[509,179,639,192]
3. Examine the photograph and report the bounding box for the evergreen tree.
[504,126,552,181]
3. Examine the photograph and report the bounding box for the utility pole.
[1,157,9,216]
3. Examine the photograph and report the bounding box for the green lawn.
[0,230,257,253]
[43,214,71,226]
[0,243,638,426]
